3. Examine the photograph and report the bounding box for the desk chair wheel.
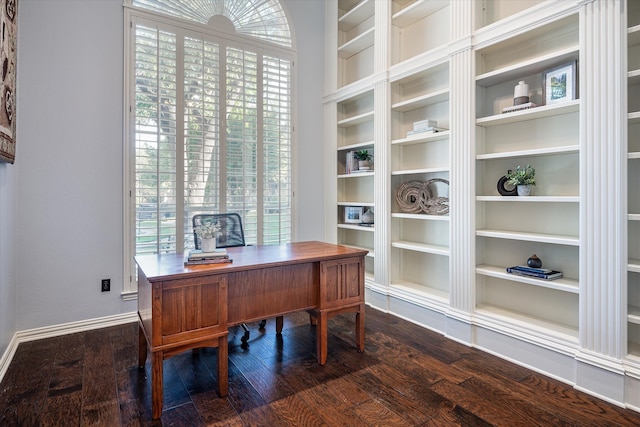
[241,324,250,348]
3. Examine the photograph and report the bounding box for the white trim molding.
[0,312,138,383]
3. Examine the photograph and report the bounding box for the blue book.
[507,266,563,280]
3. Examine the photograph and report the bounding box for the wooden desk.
[136,241,368,419]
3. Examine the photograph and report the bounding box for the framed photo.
[543,61,577,105]
[344,206,363,224]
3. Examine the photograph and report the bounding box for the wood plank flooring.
[1,306,640,426]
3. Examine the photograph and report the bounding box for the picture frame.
[344,206,363,224]
[0,0,17,163]
[543,61,577,106]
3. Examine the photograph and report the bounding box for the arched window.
[123,0,294,295]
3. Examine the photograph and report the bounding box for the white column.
[576,0,626,404]
[446,0,476,342]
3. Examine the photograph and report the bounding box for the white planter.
[201,237,217,252]
[517,185,532,196]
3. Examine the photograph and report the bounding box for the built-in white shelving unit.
[628,0,640,363]
[336,89,375,278]
[389,59,451,302]
[338,0,375,88]
[325,0,639,413]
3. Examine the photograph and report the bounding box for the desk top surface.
[135,241,368,282]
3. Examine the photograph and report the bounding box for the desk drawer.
[320,256,364,309]
[154,275,228,347]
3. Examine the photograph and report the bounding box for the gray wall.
[0,0,324,352]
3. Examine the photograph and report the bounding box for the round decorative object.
[396,181,431,214]
[527,254,542,268]
[497,175,517,196]
[395,179,449,215]
[201,237,217,252]
[361,208,374,224]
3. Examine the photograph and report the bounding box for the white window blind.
[131,21,293,259]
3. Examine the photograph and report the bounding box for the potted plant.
[506,164,536,196]
[354,149,373,170]
[195,220,221,252]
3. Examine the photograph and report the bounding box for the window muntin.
[131,0,291,47]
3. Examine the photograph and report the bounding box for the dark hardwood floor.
[1,306,640,426]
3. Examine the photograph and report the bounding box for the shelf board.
[391,130,450,146]
[337,201,375,207]
[628,152,640,160]
[391,88,450,112]
[337,223,375,232]
[338,27,375,59]
[391,212,450,221]
[477,100,579,127]
[629,214,640,221]
[629,24,640,47]
[629,259,640,273]
[476,229,579,246]
[392,0,448,28]
[391,166,449,176]
[476,265,579,294]
[476,46,579,88]
[476,196,579,203]
[476,145,579,160]
[391,240,449,256]
[337,110,374,127]
[338,171,374,178]
[338,0,374,32]
[630,69,640,86]
[338,140,374,152]
[630,112,640,124]
[475,303,579,342]
[389,280,449,304]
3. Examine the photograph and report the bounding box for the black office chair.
[193,213,246,249]
[192,213,267,347]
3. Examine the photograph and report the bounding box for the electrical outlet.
[101,279,111,292]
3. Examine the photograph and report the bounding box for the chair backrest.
[192,213,246,249]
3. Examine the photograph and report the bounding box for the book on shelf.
[406,127,446,137]
[506,265,563,280]
[345,151,359,174]
[502,102,538,113]
[413,119,437,130]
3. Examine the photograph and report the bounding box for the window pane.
[134,25,178,255]
[183,37,221,246]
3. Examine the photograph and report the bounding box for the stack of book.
[502,102,538,113]
[406,119,445,137]
[506,265,563,280]
[184,248,232,266]
[345,151,359,174]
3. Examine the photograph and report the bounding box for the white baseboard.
[0,332,19,384]
[0,312,138,383]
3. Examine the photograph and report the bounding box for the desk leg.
[217,336,228,397]
[151,351,163,420]
[356,304,365,352]
[276,316,284,334]
[316,311,328,365]
[138,324,147,368]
